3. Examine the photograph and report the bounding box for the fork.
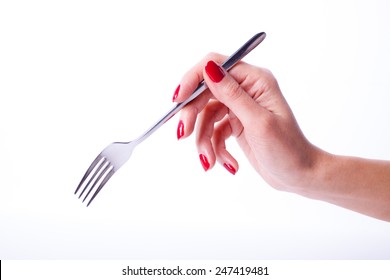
[75,32,267,206]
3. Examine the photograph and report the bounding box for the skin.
[174,53,390,222]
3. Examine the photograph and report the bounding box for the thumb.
[203,60,265,125]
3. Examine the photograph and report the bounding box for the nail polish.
[177,120,184,140]
[223,163,237,175]
[172,84,180,102]
[205,60,225,83]
[199,154,210,171]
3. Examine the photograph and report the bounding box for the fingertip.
[223,162,237,175]
[205,60,225,83]
[176,120,184,140]
[176,105,198,140]
[199,153,210,172]
[198,146,216,172]
[172,84,180,102]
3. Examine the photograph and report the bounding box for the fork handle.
[135,32,266,143]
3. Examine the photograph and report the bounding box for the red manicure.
[205,60,225,83]
[223,163,237,175]
[172,84,180,102]
[177,120,184,140]
[199,154,210,171]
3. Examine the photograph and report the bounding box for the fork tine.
[78,158,108,199]
[86,168,115,207]
[82,161,111,203]
[74,155,104,195]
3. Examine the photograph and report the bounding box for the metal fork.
[75,32,266,206]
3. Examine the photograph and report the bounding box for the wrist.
[293,146,333,199]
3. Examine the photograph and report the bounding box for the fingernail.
[205,60,225,83]
[177,120,184,140]
[172,84,180,102]
[223,163,237,175]
[199,154,210,171]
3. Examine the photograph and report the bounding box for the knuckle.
[222,80,243,101]
[256,68,279,91]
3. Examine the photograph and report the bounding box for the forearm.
[301,151,390,221]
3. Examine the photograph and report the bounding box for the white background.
[1,0,390,259]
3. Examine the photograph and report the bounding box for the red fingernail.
[199,154,210,171]
[177,120,184,140]
[205,60,225,83]
[172,84,180,102]
[223,163,237,175]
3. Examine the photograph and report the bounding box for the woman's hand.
[173,52,390,221]
[173,53,320,192]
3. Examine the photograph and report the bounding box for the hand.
[173,53,320,192]
[173,53,390,221]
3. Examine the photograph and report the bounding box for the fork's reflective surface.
[75,32,266,206]
[75,142,135,206]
